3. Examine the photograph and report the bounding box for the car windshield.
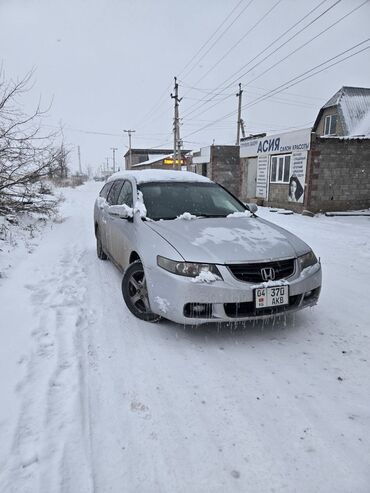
[138,181,246,220]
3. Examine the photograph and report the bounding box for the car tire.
[96,229,108,260]
[122,260,161,322]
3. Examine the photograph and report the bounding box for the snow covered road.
[1,182,369,492]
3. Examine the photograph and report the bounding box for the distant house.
[238,86,370,213]
[124,148,191,170]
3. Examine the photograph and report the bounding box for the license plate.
[255,285,289,309]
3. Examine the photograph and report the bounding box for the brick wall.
[307,136,370,212]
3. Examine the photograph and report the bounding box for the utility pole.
[236,83,243,146]
[78,145,82,174]
[240,118,246,139]
[111,147,118,173]
[106,157,110,173]
[171,76,182,169]
[124,129,135,169]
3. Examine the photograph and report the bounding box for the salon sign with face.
[288,151,307,203]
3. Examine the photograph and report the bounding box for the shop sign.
[256,155,269,198]
[240,128,311,158]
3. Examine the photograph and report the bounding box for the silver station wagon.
[94,169,321,325]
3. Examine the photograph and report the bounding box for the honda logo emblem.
[261,267,275,281]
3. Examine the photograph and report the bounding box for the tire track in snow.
[0,244,94,493]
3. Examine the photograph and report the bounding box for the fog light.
[184,303,213,318]
[304,290,313,298]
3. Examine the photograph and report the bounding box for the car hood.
[147,216,310,263]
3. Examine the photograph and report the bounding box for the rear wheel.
[122,260,160,322]
[96,229,108,260]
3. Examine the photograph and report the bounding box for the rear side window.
[100,182,112,199]
[107,180,124,205]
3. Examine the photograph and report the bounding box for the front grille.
[224,294,302,318]
[227,258,295,283]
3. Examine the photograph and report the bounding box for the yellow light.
[163,158,184,165]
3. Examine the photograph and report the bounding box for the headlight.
[298,250,318,271]
[157,256,222,279]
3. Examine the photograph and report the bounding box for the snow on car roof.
[107,169,212,184]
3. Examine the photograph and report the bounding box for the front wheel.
[96,229,108,260]
[122,260,161,322]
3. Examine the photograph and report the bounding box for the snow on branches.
[0,70,67,215]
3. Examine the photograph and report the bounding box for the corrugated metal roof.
[322,86,370,136]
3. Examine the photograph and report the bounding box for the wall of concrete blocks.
[265,184,304,213]
[210,146,241,197]
[307,136,370,212]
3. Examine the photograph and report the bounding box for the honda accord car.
[94,169,321,325]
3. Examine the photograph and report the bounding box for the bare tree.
[0,70,64,215]
[48,142,70,181]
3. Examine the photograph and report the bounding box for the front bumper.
[146,260,322,325]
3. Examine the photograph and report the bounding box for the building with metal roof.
[313,86,370,137]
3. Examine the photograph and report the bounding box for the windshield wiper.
[195,213,228,218]
[150,216,178,221]
[150,213,230,220]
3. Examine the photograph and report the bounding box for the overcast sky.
[1,0,369,173]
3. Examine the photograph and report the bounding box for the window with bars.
[270,155,291,183]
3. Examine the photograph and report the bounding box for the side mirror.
[246,203,258,214]
[107,204,133,219]
[97,197,107,209]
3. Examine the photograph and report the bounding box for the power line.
[188,0,282,91]
[245,43,370,111]
[184,0,368,123]
[179,0,253,79]
[132,82,173,130]
[138,0,327,134]
[178,82,237,96]
[182,95,235,102]
[243,0,369,87]
[182,39,369,139]
[134,0,248,130]
[182,0,343,120]
[44,125,122,137]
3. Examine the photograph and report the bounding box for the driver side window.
[117,180,133,206]
[107,180,124,205]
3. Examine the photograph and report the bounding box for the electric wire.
[133,0,248,130]
[184,0,367,123]
[188,0,283,91]
[180,0,255,80]
[182,39,370,139]
[182,0,344,119]
[180,0,331,116]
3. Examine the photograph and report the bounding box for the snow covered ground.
[0,181,369,493]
